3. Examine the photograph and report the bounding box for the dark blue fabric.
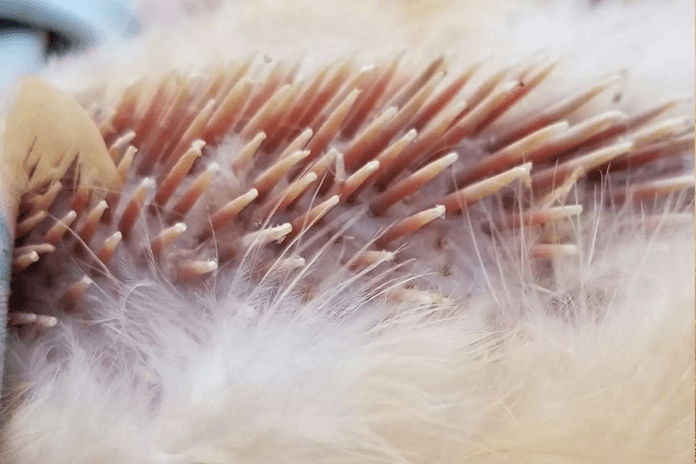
[0,213,12,386]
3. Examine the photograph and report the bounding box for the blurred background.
[0,0,140,90]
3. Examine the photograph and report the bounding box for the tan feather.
[2,77,121,220]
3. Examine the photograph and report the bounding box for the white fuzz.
[2,208,693,463]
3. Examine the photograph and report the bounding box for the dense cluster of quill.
[8,54,694,326]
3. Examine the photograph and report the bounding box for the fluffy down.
[1,0,694,463]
